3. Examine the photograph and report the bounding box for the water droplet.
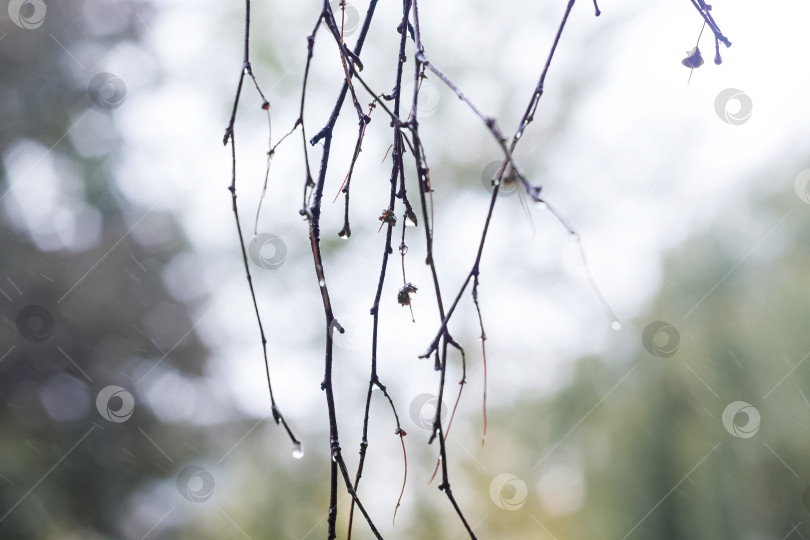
[292,442,304,459]
[405,216,417,227]
[611,321,622,331]
[318,279,325,287]
[338,231,349,240]
[569,232,580,243]
[538,201,548,211]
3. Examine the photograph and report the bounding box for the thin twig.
[223,0,300,453]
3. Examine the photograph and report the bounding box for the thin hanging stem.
[223,0,300,453]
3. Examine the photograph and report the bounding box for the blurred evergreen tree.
[0,2,212,538]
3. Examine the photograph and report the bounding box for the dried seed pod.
[682,46,704,69]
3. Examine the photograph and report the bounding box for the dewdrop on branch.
[292,441,305,459]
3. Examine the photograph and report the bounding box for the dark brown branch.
[347,1,412,536]
[689,0,731,48]
[301,1,387,538]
